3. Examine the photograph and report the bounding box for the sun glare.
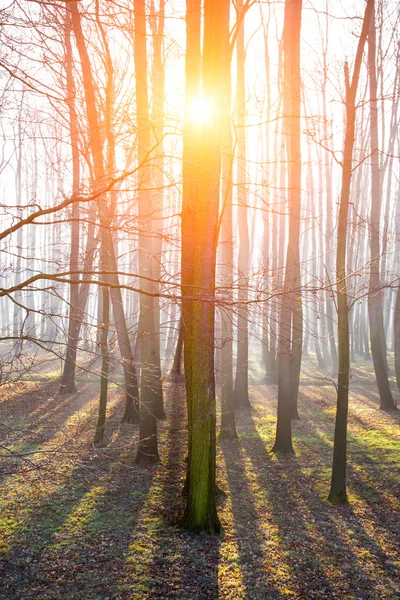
[189,96,213,123]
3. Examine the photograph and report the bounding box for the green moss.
[328,491,348,505]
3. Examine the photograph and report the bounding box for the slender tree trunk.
[149,0,166,419]
[135,0,160,463]
[94,279,110,445]
[171,313,184,376]
[272,0,303,454]
[322,23,338,369]
[60,10,81,394]
[367,0,396,411]
[261,10,276,379]
[12,98,24,358]
[233,0,250,409]
[219,81,237,439]
[394,286,400,391]
[329,0,373,504]
[70,0,140,423]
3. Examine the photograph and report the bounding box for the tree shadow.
[0,381,99,484]
[233,405,382,599]
[221,436,283,599]
[296,395,400,540]
[1,396,155,600]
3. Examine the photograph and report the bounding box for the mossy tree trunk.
[182,0,230,533]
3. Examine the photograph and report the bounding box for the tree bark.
[171,313,184,376]
[233,0,250,410]
[182,0,230,533]
[272,0,303,454]
[94,274,110,445]
[60,10,81,394]
[329,0,373,504]
[219,80,238,439]
[367,0,396,411]
[135,0,161,463]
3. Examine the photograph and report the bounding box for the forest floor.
[0,355,400,599]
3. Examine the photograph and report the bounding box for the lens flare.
[188,96,213,123]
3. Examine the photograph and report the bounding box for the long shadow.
[223,427,334,598]
[1,372,136,492]
[221,437,284,599]
[297,396,400,533]
[0,381,97,481]
[266,390,400,596]
[288,458,400,597]
[1,397,154,600]
[132,377,222,600]
[237,405,381,599]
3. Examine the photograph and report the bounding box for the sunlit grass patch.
[0,384,117,553]
[19,369,61,383]
[323,406,337,416]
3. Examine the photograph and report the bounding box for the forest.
[0,0,399,598]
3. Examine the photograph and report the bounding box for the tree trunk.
[69,0,140,423]
[329,0,373,504]
[233,0,250,410]
[219,83,238,439]
[394,286,400,391]
[182,0,229,533]
[322,29,338,369]
[272,0,303,454]
[171,313,184,376]
[135,0,160,463]
[94,278,110,445]
[60,10,80,394]
[367,0,396,411]
[149,0,166,419]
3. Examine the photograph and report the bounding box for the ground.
[0,356,399,599]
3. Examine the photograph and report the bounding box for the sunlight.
[188,95,213,123]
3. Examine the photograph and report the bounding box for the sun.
[188,96,213,123]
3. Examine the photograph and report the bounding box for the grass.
[0,357,399,599]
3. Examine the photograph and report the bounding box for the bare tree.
[271,0,303,455]
[329,0,374,505]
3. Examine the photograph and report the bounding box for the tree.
[69,0,140,424]
[367,0,396,411]
[271,0,303,455]
[135,0,160,464]
[233,0,251,410]
[219,69,238,439]
[182,0,230,532]
[59,9,81,395]
[328,0,374,505]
